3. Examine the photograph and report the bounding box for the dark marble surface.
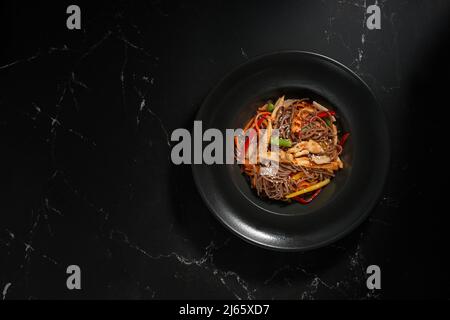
[1,0,449,299]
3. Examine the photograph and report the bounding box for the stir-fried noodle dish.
[235,96,350,204]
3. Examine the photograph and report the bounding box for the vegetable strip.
[285,179,331,199]
[293,188,322,204]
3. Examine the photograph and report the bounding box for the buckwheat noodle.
[236,97,348,204]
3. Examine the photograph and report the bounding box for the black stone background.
[0,0,449,299]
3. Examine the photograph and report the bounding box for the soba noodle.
[236,96,348,204]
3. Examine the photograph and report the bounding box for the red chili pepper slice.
[339,132,350,146]
[244,133,254,154]
[256,113,269,128]
[293,188,322,204]
[244,114,269,154]
[317,111,336,118]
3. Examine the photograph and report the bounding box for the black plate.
[192,51,389,251]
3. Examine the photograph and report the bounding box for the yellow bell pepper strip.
[291,172,303,181]
[285,178,330,199]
